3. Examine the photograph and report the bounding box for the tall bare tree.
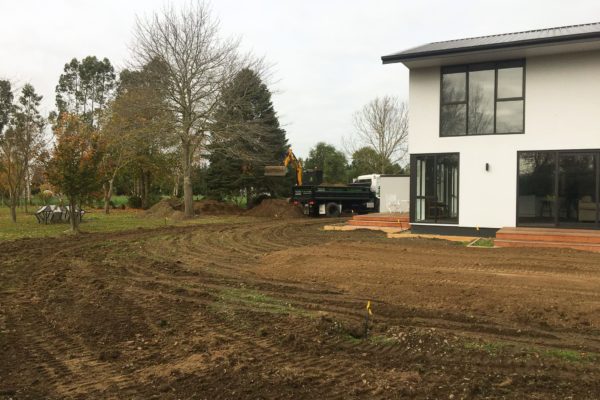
[131,1,250,218]
[347,96,408,174]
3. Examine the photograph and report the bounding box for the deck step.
[495,239,600,253]
[348,220,411,228]
[351,213,409,223]
[496,228,600,244]
[338,213,411,229]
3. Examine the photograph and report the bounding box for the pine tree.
[207,68,289,203]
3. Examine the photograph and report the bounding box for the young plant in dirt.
[46,113,102,233]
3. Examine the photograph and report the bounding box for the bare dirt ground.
[1,217,600,399]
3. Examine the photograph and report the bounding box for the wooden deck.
[346,213,410,230]
[495,227,600,252]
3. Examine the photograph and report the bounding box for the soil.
[1,218,600,399]
[143,198,242,219]
[245,198,305,218]
[143,198,183,219]
[194,199,242,216]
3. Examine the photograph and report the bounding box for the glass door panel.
[413,153,459,224]
[436,154,459,223]
[517,152,556,226]
[415,156,435,222]
[558,153,597,227]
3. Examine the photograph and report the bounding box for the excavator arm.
[264,148,303,186]
[282,148,303,186]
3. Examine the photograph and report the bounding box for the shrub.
[127,195,143,209]
[147,194,162,209]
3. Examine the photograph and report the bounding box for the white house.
[382,23,600,236]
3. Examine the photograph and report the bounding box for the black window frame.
[440,59,526,137]
[410,152,460,225]
[516,149,600,229]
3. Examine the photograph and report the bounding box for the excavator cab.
[301,169,323,186]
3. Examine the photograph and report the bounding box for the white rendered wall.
[379,176,410,213]
[408,50,600,228]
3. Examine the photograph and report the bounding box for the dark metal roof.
[382,22,600,64]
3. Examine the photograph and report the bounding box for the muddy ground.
[1,217,600,399]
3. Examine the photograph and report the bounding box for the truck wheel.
[325,202,340,217]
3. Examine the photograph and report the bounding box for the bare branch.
[349,96,409,174]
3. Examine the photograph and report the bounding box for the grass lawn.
[0,206,245,241]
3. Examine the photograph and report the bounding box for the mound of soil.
[142,198,241,219]
[245,198,304,219]
[143,199,181,219]
[194,199,242,215]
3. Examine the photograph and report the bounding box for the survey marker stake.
[365,300,373,339]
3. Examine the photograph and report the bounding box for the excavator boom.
[264,148,303,185]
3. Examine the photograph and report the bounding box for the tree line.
[0,1,408,232]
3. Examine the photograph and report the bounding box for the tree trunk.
[9,195,17,223]
[172,173,180,197]
[69,198,80,233]
[103,178,114,214]
[23,189,28,214]
[140,173,146,209]
[26,167,31,206]
[132,177,138,197]
[141,171,149,209]
[182,143,194,218]
[144,171,150,206]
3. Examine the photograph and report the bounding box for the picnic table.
[35,205,85,224]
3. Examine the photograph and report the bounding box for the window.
[517,150,599,228]
[412,153,459,224]
[440,60,524,136]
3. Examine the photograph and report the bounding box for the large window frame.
[440,59,525,137]
[516,149,600,229]
[410,153,460,224]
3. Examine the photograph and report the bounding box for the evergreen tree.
[348,146,405,178]
[207,68,289,203]
[304,142,348,184]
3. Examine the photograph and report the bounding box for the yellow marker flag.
[366,300,373,316]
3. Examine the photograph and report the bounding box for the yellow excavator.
[264,148,304,185]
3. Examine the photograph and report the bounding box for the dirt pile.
[194,199,242,215]
[245,198,304,218]
[143,198,183,219]
[143,198,241,219]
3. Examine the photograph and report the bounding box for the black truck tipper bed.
[291,184,377,217]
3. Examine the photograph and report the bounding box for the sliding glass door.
[558,153,597,227]
[517,150,599,228]
[412,153,459,224]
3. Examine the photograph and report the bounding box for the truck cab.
[351,174,381,198]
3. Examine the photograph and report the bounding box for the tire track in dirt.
[142,220,600,355]
[3,218,600,398]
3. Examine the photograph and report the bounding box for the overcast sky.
[1,0,599,158]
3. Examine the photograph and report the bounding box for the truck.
[291,183,377,217]
[264,149,380,217]
[291,173,410,217]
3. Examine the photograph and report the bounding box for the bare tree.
[347,96,408,174]
[131,1,252,218]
